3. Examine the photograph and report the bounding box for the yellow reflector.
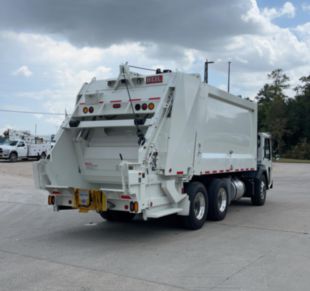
[83,107,88,113]
[148,103,155,110]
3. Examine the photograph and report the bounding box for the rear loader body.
[33,64,273,229]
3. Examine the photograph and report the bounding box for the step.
[147,208,183,218]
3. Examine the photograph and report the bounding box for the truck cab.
[257,132,273,189]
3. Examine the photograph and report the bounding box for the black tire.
[99,210,135,222]
[41,152,47,159]
[9,152,18,162]
[207,179,229,221]
[182,182,208,230]
[251,175,267,206]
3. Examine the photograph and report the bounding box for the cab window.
[18,142,25,147]
[264,138,271,160]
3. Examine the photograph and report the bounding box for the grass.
[274,158,310,164]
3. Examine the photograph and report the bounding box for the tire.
[251,175,267,206]
[99,210,135,222]
[9,152,18,162]
[41,152,47,159]
[182,182,208,230]
[207,179,229,221]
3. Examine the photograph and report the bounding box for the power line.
[0,108,67,116]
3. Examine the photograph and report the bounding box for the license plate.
[79,190,90,206]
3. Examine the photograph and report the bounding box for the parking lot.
[0,161,309,291]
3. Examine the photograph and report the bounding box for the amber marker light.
[148,103,155,110]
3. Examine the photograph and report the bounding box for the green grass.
[274,158,310,164]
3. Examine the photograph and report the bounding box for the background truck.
[33,64,273,230]
[0,139,51,162]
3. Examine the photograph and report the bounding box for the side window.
[264,138,271,160]
[18,142,25,147]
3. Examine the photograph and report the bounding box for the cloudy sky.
[0,0,309,135]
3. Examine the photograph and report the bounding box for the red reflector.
[146,75,163,84]
[52,191,61,195]
[113,103,121,109]
[121,195,131,200]
[89,106,94,113]
[149,97,161,101]
[142,103,148,110]
[176,171,184,175]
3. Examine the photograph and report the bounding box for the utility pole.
[204,59,215,83]
[34,123,37,144]
[227,61,232,93]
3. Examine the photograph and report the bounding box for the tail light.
[130,201,139,212]
[113,103,121,109]
[48,195,55,205]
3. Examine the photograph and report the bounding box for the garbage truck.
[33,64,273,229]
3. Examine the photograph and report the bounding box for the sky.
[0,0,309,136]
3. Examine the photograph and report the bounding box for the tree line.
[256,69,310,159]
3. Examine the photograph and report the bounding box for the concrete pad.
[0,161,309,290]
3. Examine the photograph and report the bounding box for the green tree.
[256,69,289,155]
[285,75,310,158]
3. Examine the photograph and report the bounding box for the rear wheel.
[251,175,267,206]
[207,179,229,221]
[99,210,135,222]
[182,182,208,230]
[9,152,18,162]
[40,152,47,159]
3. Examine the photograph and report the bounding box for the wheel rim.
[260,180,266,200]
[193,192,206,220]
[218,187,227,213]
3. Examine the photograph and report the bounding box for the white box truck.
[33,64,273,229]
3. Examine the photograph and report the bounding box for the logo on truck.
[146,75,163,84]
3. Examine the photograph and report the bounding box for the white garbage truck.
[33,64,273,229]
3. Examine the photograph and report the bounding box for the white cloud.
[12,65,32,77]
[262,2,296,20]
